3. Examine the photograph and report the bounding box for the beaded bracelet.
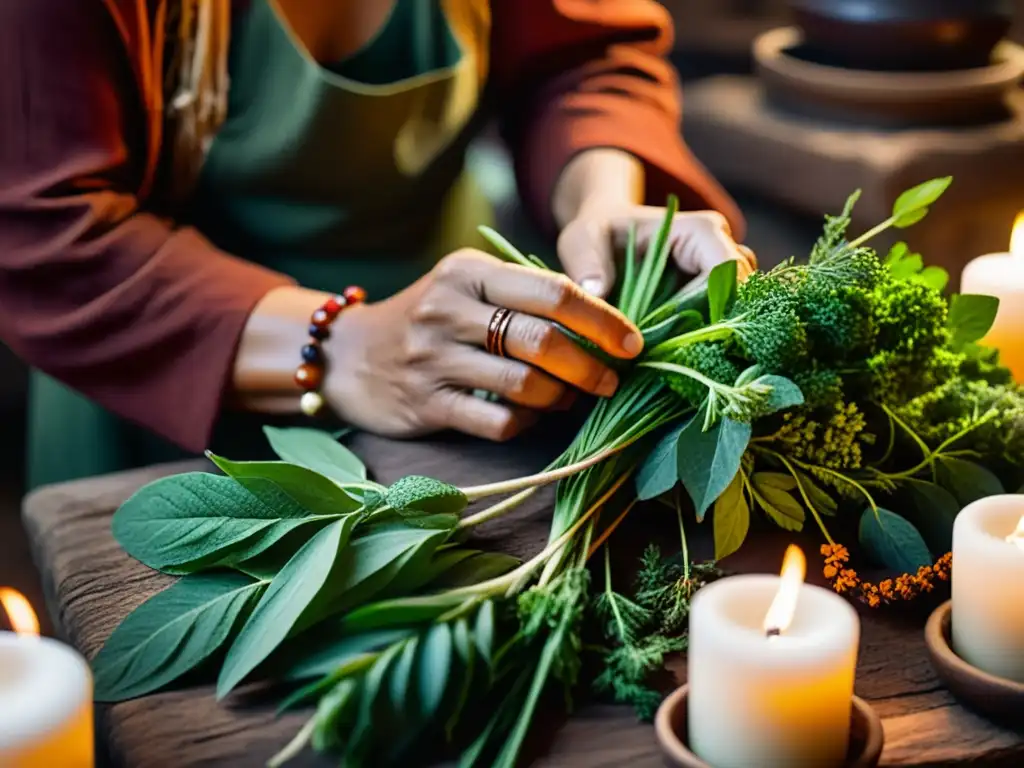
[295,285,366,416]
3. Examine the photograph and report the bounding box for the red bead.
[343,285,366,304]
[323,296,345,316]
[294,363,323,391]
[311,308,332,329]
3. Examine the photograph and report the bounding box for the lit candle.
[0,588,94,767]
[951,495,1024,682]
[960,212,1024,382]
[688,546,860,768]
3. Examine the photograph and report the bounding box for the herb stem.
[267,715,316,768]
[846,217,894,250]
[457,487,538,530]
[676,492,690,582]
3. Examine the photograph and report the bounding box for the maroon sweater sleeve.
[489,0,745,240]
[0,1,294,452]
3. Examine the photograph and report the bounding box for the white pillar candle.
[0,589,93,768]
[688,546,860,768]
[951,495,1024,682]
[960,213,1024,383]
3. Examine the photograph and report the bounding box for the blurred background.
[3,0,1024,630]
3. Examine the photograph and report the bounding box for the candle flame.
[0,587,40,636]
[1010,212,1024,259]
[763,545,806,637]
[1006,515,1024,551]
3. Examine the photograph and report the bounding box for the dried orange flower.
[819,544,951,607]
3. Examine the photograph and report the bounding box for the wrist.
[552,148,645,229]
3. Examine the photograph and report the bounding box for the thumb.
[556,216,616,299]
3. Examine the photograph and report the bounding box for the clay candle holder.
[925,601,1024,728]
[655,685,884,768]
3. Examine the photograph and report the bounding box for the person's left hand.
[556,201,758,300]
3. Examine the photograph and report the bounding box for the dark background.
[3,1,1024,634]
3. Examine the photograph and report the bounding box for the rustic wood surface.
[21,429,1024,767]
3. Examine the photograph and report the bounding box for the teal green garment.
[27,0,520,490]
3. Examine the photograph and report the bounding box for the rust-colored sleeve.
[0,1,294,453]
[489,0,745,239]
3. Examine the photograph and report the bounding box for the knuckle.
[698,210,730,233]
[540,274,577,312]
[434,249,476,281]
[517,318,557,358]
[499,364,532,396]
[399,332,434,365]
[410,291,449,325]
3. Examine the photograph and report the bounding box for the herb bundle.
[93,177,1023,767]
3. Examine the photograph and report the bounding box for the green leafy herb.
[948,294,1000,349]
[676,410,751,520]
[858,508,932,573]
[712,472,749,560]
[264,426,369,484]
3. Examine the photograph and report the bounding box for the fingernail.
[598,369,619,397]
[622,331,644,357]
[581,278,605,296]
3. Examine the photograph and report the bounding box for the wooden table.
[21,431,1024,767]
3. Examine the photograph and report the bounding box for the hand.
[323,249,644,442]
[557,201,757,300]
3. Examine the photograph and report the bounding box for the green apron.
[27,0,509,489]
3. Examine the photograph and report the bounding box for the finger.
[470,262,643,359]
[444,347,567,409]
[556,216,616,299]
[453,305,620,397]
[436,390,536,442]
[737,245,758,279]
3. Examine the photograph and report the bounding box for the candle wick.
[765,626,781,639]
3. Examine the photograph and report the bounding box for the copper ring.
[485,307,516,358]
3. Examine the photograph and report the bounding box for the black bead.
[301,343,323,364]
[309,324,330,341]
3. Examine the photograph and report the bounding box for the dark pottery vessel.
[789,0,1015,71]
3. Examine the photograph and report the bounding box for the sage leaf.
[635,422,685,501]
[795,470,838,516]
[428,551,519,589]
[903,479,960,553]
[948,294,1000,349]
[891,177,951,226]
[677,411,751,520]
[713,472,749,560]
[418,623,453,720]
[217,516,359,697]
[264,426,367,483]
[341,594,466,634]
[475,600,495,667]
[390,637,419,712]
[858,508,932,572]
[755,375,805,415]
[92,573,265,702]
[936,456,1004,506]
[208,455,362,515]
[752,473,805,531]
[385,476,468,516]
[280,627,413,681]
[113,473,339,575]
[707,259,737,324]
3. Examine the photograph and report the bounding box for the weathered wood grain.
[21,431,1024,767]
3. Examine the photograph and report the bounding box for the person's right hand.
[324,249,644,441]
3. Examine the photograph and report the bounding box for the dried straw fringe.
[167,0,230,200]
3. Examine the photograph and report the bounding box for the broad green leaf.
[915,266,949,291]
[889,252,924,280]
[385,476,468,516]
[641,310,703,348]
[677,411,751,520]
[113,473,338,574]
[418,623,452,720]
[279,627,413,681]
[372,528,452,599]
[217,516,359,697]
[635,422,685,501]
[707,259,737,324]
[948,294,1000,349]
[755,375,805,415]
[428,551,519,589]
[400,513,461,530]
[208,455,362,515]
[858,508,932,572]
[903,479,960,554]
[341,594,466,633]
[713,472,749,560]
[92,573,265,702]
[752,473,804,531]
[475,601,495,667]
[891,177,952,223]
[264,426,367,483]
[936,456,1004,506]
[893,207,929,228]
[795,471,838,516]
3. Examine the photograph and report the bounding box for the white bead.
[300,391,324,416]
